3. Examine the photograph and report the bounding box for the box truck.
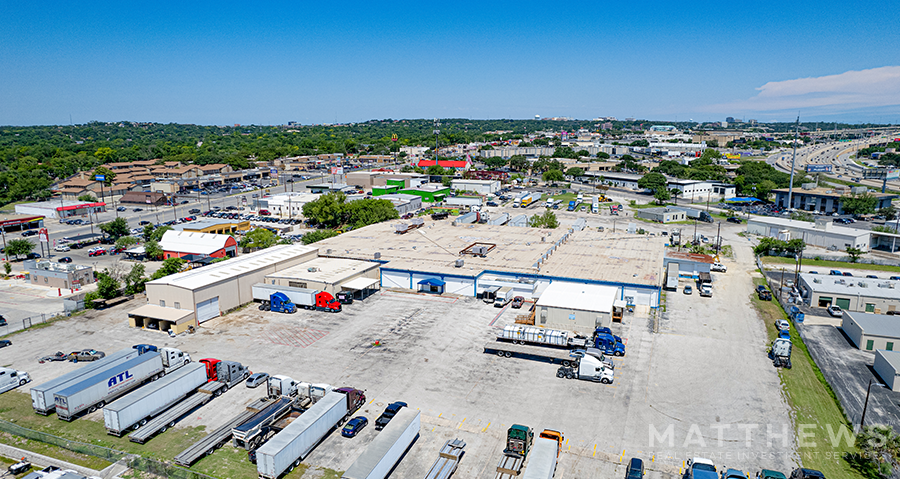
[103,362,208,436]
[521,430,563,479]
[340,408,420,479]
[31,348,141,415]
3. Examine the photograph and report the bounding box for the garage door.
[196,297,220,323]
[836,298,851,310]
[382,270,410,290]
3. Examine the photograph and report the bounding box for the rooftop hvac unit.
[801,183,816,190]
[308,267,319,272]
[326,249,332,255]
[472,245,489,256]
[813,278,822,283]
[374,252,381,260]
[859,281,868,288]
[455,259,464,268]
[851,186,868,194]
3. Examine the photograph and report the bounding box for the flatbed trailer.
[425,438,466,479]
[173,397,270,466]
[483,342,579,367]
[495,454,524,479]
[129,381,224,444]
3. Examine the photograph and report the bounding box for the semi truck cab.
[268,375,298,398]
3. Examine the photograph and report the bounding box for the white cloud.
[707,66,900,113]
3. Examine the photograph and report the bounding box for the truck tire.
[601,378,611,384]
[566,372,574,379]
[19,379,26,386]
[97,401,105,408]
[88,405,96,413]
[504,352,512,358]
[259,304,266,311]
[562,360,571,367]
[160,426,167,433]
[497,351,504,357]
[614,351,623,357]
[556,370,565,378]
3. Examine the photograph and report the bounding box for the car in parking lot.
[842,272,853,277]
[54,244,70,252]
[789,468,826,479]
[827,305,843,317]
[511,296,525,309]
[21,230,38,237]
[57,257,73,263]
[775,319,790,331]
[189,208,201,214]
[26,253,41,259]
[341,416,368,438]
[726,217,743,224]
[68,349,105,362]
[683,285,692,295]
[374,401,407,430]
[245,372,269,388]
[624,458,644,479]
[88,248,106,257]
[139,220,151,225]
[133,208,143,212]
[0,340,11,349]
[829,270,842,275]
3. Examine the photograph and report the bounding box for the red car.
[511,296,525,309]
[88,249,106,257]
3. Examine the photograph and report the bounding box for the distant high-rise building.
[625,117,635,122]
[748,119,758,125]
[534,115,541,120]
[726,117,736,123]
[601,122,613,130]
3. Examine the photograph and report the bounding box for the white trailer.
[256,391,356,479]
[341,408,420,479]
[54,353,164,421]
[31,348,140,415]
[103,363,207,436]
[498,325,589,348]
[521,437,559,479]
[252,284,316,308]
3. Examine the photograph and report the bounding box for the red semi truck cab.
[200,358,221,382]
[315,291,342,312]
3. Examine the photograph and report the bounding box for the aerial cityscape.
[1,3,900,479]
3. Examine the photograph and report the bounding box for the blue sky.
[1,1,898,125]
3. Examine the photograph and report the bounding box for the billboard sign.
[888,169,900,181]
[95,175,105,181]
[805,164,832,173]
[725,153,741,159]
[39,228,49,243]
[331,166,344,175]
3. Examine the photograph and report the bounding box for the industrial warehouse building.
[174,218,251,234]
[747,217,871,252]
[663,252,715,278]
[312,221,664,313]
[132,244,318,332]
[799,274,900,314]
[159,230,238,260]
[773,186,896,213]
[25,260,94,289]
[874,350,900,392]
[263,256,380,296]
[635,207,686,223]
[15,200,106,219]
[534,282,622,333]
[378,193,422,216]
[451,179,501,195]
[841,311,900,352]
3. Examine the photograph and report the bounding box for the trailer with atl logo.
[53,352,165,421]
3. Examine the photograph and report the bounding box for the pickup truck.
[711,262,727,272]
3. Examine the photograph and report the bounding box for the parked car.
[139,220,151,225]
[683,285,692,295]
[790,468,826,479]
[116,206,127,211]
[88,249,106,257]
[26,253,41,259]
[0,340,11,349]
[775,320,790,331]
[133,208,143,212]
[866,275,878,279]
[21,230,38,237]
[842,272,853,277]
[726,217,743,224]
[39,351,68,363]
[625,458,644,479]
[54,245,70,252]
[245,372,269,388]
[57,257,73,263]
[511,296,525,309]
[189,208,201,214]
[341,416,368,438]
[374,401,407,430]
[722,469,749,479]
[827,305,843,317]
[829,270,842,275]
[68,349,105,362]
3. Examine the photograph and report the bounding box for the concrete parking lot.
[0,231,799,478]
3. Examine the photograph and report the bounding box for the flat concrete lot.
[798,324,900,429]
[0,235,796,478]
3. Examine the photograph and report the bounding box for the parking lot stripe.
[457,418,466,429]
[488,306,508,327]
[482,421,491,432]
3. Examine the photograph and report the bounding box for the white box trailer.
[341,408,420,479]
[256,392,350,479]
[54,353,164,421]
[103,362,208,436]
[252,283,316,307]
[520,437,558,479]
[31,348,141,415]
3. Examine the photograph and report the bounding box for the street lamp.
[859,378,887,431]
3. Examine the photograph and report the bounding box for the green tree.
[508,155,528,171]
[575,150,590,157]
[846,246,863,263]
[629,139,649,147]
[144,239,163,260]
[343,198,399,229]
[302,229,340,245]
[115,236,138,250]
[123,263,147,294]
[92,166,116,185]
[96,271,121,299]
[653,188,671,203]
[303,192,347,228]
[5,239,34,258]
[142,224,155,241]
[878,206,897,221]
[99,217,129,239]
[842,193,879,216]
[483,157,508,169]
[596,152,610,160]
[94,147,116,163]
[637,172,668,194]
[553,146,578,159]
[756,179,777,200]
[542,170,565,183]
[669,188,681,205]
[851,425,900,478]
[565,167,584,178]
[77,193,97,202]
[150,258,185,280]
[426,165,446,176]
[528,210,559,228]
[149,225,172,242]
[239,228,280,250]
[3,262,11,274]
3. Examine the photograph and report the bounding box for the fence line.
[0,419,219,479]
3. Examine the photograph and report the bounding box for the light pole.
[714,222,722,258]
[859,378,886,431]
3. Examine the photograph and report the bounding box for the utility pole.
[779,267,785,299]
[787,116,800,211]
[714,222,721,258]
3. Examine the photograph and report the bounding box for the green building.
[399,184,451,203]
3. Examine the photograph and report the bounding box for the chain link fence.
[0,419,219,479]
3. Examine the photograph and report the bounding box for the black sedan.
[57,257,73,263]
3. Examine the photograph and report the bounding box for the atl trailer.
[424,438,466,479]
[173,397,270,466]
[129,381,224,444]
[31,348,141,415]
[256,389,365,479]
[341,408,421,479]
[53,353,164,421]
[103,363,208,436]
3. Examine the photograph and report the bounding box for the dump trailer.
[54,352,164,421]
[31,348,141,415]
[128,381,224,444]
[665,262,679,291]
[104,362,208,436]
[771,337,792,369]
[670,228,681,246]
[498,325,591,349]
[173,397,271,466]
[252,283,341,313]
[483,342,581,367]
[256,389,366,479]
[199,358,250,390]
[495,425,533,479]
[521,430,563,479]
[424,438,466,479]
[233,396,295,450]
[341,408,420,479]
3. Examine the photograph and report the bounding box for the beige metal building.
[799,273,900,313]
[842,311,900,352]
[264,257,380,296]
[874,350,900,392]
[534,282,619,334]
[135,244,318,330]
[25,260,94,289]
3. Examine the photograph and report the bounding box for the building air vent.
[801,183,816,190]
[455,259,464,268]
[307,267,318,272]
[374,252,381,260]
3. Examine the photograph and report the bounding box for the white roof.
[748,216,870,239]
[876,350,900,370]
[159,230,234,255]
[802,274,900,301]
[536,282,617,313]
[342,277,379,290]
[266,257,379,284]
[148,244,317,290]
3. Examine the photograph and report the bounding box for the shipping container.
[54,353,164,421]
[103,363,207,435]
[341,408,420,479]
[31,348,140,415]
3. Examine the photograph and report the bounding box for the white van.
[0,367,30,394]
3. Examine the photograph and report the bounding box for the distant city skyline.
[1,1,899,126]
